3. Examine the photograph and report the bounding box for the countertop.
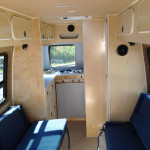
[43,71,84,89]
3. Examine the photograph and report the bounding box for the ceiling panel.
[0,0,136,24]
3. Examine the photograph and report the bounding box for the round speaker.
[117,45,128,56]
[68,25,75,32]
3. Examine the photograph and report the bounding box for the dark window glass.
[49,45,76,68]
[0,54,8,104]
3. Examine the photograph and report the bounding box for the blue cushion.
[15,119,67,150]
[0,106,28,150]
[130,93,150,150]
[105,122,146,150]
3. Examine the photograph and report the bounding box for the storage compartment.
[40,23,48,40]
[12,16,33,39]
[137,0,150,32]
[0,12,11,40]
[47,25,54,40]
[117,9,133,35]
[45,81,57,120]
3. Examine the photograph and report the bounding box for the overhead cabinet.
[137,0,150,32]
[12,16,33,39]
[47,25,54,40]
[40,23,48,40]
[0,12,11,40]
[117,9,133,35]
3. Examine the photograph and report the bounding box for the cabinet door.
[137,0,150,32]
[0,12,11,40]
[12,16,33,39]
[117,9,133,35]
[45,88,51,120]
[40,23,48,40]
[47,25,54,40]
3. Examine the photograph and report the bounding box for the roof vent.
[60,16,92,20]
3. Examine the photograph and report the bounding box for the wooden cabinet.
[0,12,11,40]
[137,0,150,32]
[47,25,54,40]
[40,23,48,40]
[117,9,133,35]
[45,80,57,120]
[12,16,33,39]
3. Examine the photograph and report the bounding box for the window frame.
[0,53,8,105]
[48,44,76,69]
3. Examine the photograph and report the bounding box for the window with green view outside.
[49,45,76,67]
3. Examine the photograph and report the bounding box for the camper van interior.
[0,0,150,149]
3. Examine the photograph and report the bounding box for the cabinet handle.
[51,112,52,117]
[54,105,55,109]
[24,31,26,37]
[122,26,124,33]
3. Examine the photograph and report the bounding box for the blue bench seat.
[0,105,70,150]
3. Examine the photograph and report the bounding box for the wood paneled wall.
[54,24,82,44]
[83,20,107,137]
[13,18,46,123]
[109,15,147,122]
[0,46,13,115]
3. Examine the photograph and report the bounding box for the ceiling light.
[56,5,80,8]
[60,16,92,20]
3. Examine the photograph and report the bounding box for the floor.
[62,121,97,150]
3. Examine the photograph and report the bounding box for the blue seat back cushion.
[130,93,150,150]
[0,106,28,150]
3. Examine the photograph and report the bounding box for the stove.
[60,69,83,74]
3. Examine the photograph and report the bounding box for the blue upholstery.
[105,122,146,150]
[103,93,150,150]
[0,106,29,150]
[130,93,150,150]
[15,119,67,150]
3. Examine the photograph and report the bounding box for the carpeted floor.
[62,121,97,150]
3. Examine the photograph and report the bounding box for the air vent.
[59,33,78,39]
[60,16,92,20]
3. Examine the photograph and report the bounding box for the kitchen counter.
[43,72,59,89]
[43,70,84,89]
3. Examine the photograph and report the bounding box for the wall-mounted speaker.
[117,45,128,56]
[67,25,75,32]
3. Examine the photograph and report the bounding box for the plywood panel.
[117,9,133,34]
[54,24,82,44]
[137,0,150,32]
[40,23,48,40]
[0,12,11,39]
[109,15,147,122]
[83,20,107,137]
[117,1,150,45]
[12,16,33,39]
[47,25,54,40]
[13,18,46,123]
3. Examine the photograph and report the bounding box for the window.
[0,54,8,104]
[49,45,76,68]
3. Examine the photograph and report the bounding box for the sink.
[43,70,56,74]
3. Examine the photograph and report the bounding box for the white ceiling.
[0,0,136,24]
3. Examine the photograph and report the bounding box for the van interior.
[0,0,150,149]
